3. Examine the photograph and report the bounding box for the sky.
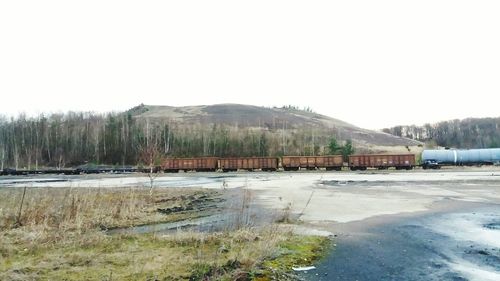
[1,1,499,129]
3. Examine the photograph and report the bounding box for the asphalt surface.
[301,204,500,281]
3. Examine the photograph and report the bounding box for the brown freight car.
[219,157,278,172]
[161,157,218,172]
[348,154,415,170]
[281,155,343,171]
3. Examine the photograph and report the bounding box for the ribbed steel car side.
[161,157,218,172]
[218,157,278,171]
[281,155,343,171]
[348,154,415,170]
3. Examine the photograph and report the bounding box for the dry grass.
[1,224,303,280]
[0,186,329,280]
[0,186,219,231]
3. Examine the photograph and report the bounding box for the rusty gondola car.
[348,154,415,170]
[281,155,344,171]
[219,157,278,172]
[2,153,426,176]
[161,157,218,172]
[159,154,415,173]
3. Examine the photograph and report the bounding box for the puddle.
[484,222,500,230]
[106,209,259,235]
[320,180,364,186]
[106,214,230,235]
[0,178,69,186]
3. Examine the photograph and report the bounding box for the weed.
[0,186,330,280]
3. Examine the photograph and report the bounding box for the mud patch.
[156,193,223,215]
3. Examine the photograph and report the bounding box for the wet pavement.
[301,205,500,281]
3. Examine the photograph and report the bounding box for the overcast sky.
[1,1,499,129]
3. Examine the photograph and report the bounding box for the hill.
[0,104,422,169]
[130,104,421,153]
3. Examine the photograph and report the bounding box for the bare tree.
[1,145,4,171]
[139,129,162,196]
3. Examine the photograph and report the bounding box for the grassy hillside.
[131,104,421,154]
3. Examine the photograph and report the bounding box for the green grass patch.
[1,228,332,281]
[256,235,332,280]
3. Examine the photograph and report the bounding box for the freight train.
[3,148,499,176]
[161,154,416,172]
[162,148,500,172]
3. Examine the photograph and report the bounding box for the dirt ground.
[2,167,499,280]
[2,167,499,226]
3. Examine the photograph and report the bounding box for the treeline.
[383,117,500,149]
[278,105,315,113]
[0,111,349,169]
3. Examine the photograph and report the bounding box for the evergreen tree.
[342,140,354,161]
[328,137,340,155]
